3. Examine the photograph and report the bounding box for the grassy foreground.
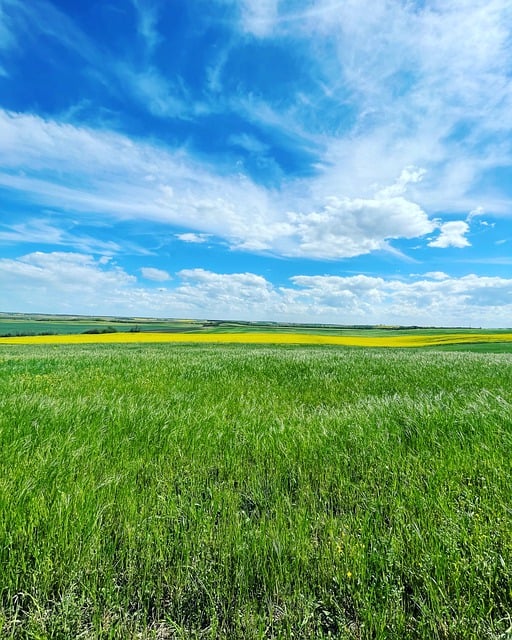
[0,344,511,639]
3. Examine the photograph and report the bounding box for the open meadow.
[0,343,511,639]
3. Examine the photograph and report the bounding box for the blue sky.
[1,0,512,326]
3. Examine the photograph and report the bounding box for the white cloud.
[377,167,427,198]
[0,110,437,260]
[116,65,187,118]
[424,271,449,280]
[131,0,161,55]
[428,221,470,248]
[285,191,433,259]
[239,0,279,36]
[2,252,512,327]
[2,252,134,287]
[0,0,102,66]
[1,0,512,270]
[467,206,485,221]
[141,266,171,281]
[3,0,512,226]
[0,6,13,50]
[176,233,211,244]
[229,0,512,216]
[0,252,135,313]
[283,272,512,327]
[176,268,277,314]
[0,218,120,253]
[228,133,269,154]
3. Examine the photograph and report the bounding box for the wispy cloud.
[3,0,511,219]
[0,0,188,122]
[0,0,102,66]
[0,109,441,260]
[0,218,121,253]
[131,0,161,56]
[141,266,171,282]
[226,0,512,216]
[176,233,211,244]
[116,65,188,119]
[238,0,279,37]
[228,132,269,154]
[0,2,15,50]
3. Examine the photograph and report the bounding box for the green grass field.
[1,344,511,639]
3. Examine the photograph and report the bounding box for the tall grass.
[0,344,511,638]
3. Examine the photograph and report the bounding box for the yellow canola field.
[1,332,512,347]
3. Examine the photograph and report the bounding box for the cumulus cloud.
[0,252,136,312]
[429,221,470,248]
[424,271,449,280]
[0,251,134,286]
[286,191,433,258]
[2,252,512,327]
[173,268,279,316]
[283,272,512,326]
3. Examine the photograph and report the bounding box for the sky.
[1,0,512,327]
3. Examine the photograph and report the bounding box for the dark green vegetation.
[424,342,512,353]
[0,313,204,337]
[1,344,511,638]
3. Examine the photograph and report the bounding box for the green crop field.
[0,314,206,337]
[2,313,511,343]
[1,344,511,639]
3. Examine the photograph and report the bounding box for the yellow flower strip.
[1,332,512,347]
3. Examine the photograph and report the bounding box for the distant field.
[2,313,510,341]
[1,343,511,638]
[2,329,512,351]
[0,315,204,337]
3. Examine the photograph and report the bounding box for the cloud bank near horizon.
[1,251,511,328]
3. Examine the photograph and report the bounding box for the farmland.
[2,330,512,350]
[1,313,512,351]
[1,343,511,638]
